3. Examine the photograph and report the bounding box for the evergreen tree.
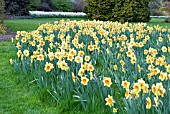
[84,0,151,22]
[5,0,30,16]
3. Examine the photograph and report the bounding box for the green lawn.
[0,41,59,113]
[141,18,170,28]
[4,18,170,32]
[0,41,86,114]
[4,18,87,32]
[0,40,106,114]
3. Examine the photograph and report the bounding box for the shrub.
[165,18,170,23]
[5,0,30,16]
[83,0,151,23]
[51,0,73,12]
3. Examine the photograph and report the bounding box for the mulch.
[0,26,16,42]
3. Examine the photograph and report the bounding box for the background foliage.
[36,0,54,11]
[149,0,164,16]
[28,0,84,12]
[29,0,41,11]
[162,1,170,22]
[72,0,86,12]
[51,0,73,12]
[5,0,30,16]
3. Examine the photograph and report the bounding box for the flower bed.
[11,20,170,113]
[150,16,169,18]
[29,11,86,18]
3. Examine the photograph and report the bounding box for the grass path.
[0,41,80,114]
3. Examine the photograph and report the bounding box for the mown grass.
[4,18,170,32]
[140,18,170,28]
[0,41,68,114]
[4,18,87,32]
[0,40,108,114]
[0,41,60,114]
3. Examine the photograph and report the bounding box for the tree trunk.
[0,0,5,24]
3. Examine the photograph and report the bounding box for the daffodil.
[44,62,54,72]
[103,77,112,87]
[78,68,85,77]
[113,64,118,70]
[121,80,130,89]
[105,95,115,107]
[67,54,74,61]
[146,97,152,109]
[113,108,117,113]
[37,54,44,61]
[23,50,29,57]
[78,51,84,57]
[85,56,90,62]
[154,96,159,107]
[81,77,89,86]
[161,46,167,52]
[75,56,83,64]
[166,65,170,73]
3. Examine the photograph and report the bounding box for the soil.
[0,26,16,42]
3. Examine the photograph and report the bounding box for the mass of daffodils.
[10,19,170,113]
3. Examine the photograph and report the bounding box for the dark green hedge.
[83,0,151,22]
